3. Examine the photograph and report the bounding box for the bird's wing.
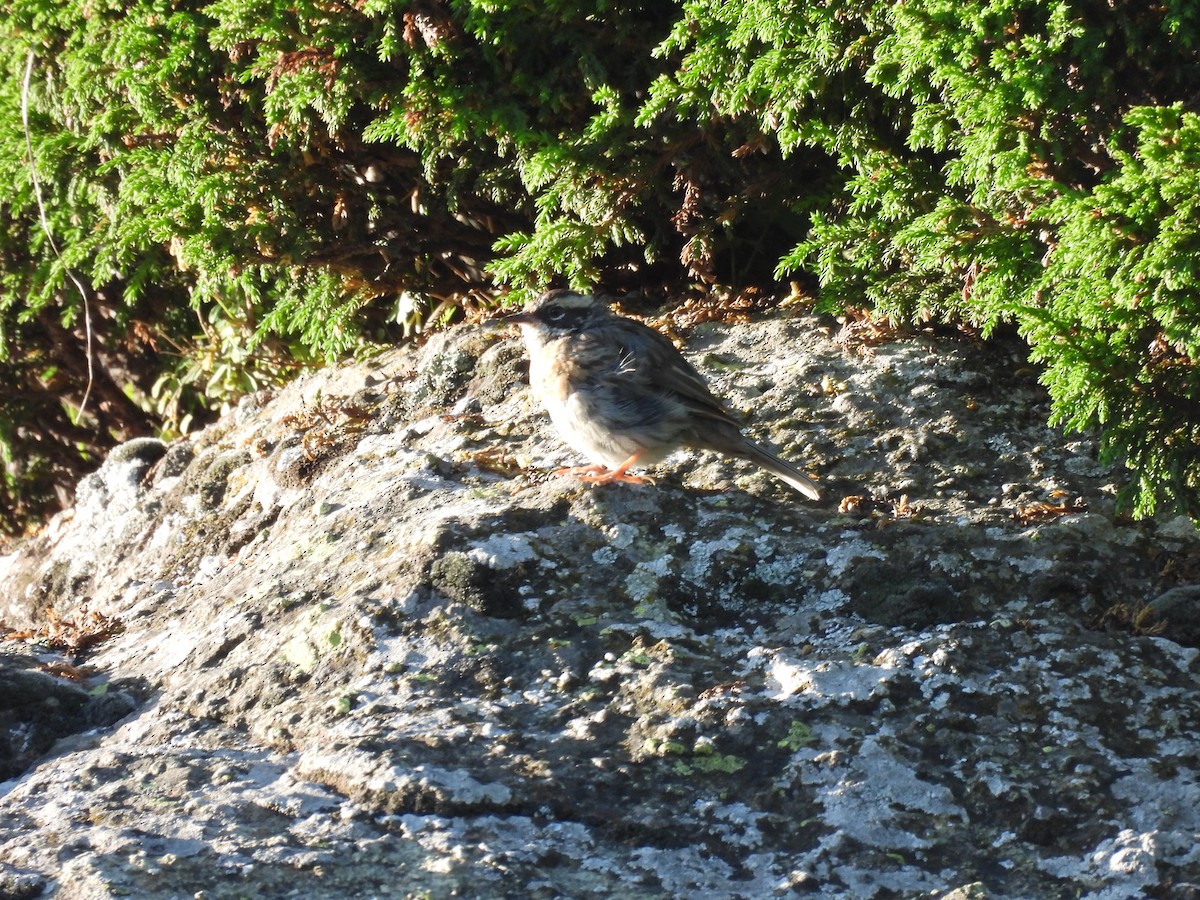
[588,318,741,425]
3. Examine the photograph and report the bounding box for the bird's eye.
[543,306,567,323]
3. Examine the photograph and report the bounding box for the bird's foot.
[554,454,654,486]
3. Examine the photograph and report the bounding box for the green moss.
[778,720,817,751]
[673,753,747,776]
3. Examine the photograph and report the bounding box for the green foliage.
[0,0,820,532]
[2,0,1200,528]
[649,0,1200,516]
[1029,106,1200,515]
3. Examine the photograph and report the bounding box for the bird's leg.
[570,452,655,486]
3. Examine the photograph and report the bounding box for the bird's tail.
[739,441,822,501]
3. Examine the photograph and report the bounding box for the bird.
[504,289,821,500]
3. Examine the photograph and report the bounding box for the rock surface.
[1,308,1198,899]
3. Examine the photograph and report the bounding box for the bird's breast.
[528,336,584,406]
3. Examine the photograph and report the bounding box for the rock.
[1146,584,1200,646]
[0,648,141,782]
[1,310,1198,898]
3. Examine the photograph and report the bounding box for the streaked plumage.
[505,290,821,500]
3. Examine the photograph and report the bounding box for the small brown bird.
[505,290,821,500]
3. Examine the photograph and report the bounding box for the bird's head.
[503,290,612,337]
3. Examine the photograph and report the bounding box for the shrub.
[0,0,832,532]
[1030,105,1200,515]
[649,0,1200,515]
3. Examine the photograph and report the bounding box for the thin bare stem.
[22,50,95,425]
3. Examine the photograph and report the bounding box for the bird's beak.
[500,311,537,326]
